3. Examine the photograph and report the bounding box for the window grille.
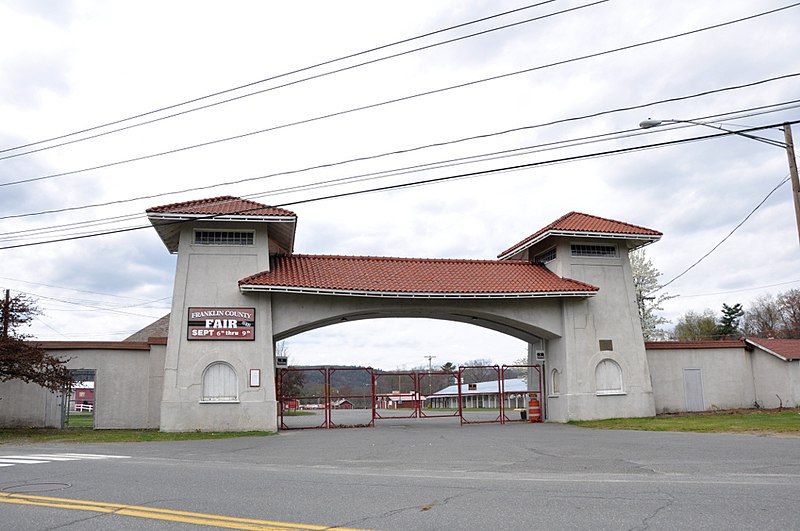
[533,247,556,264]
[194,231,254,246]
[571,244,617,258]
[595,359,623,395]
[202,362,238,402]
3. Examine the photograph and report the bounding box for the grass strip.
[571,408,800,434]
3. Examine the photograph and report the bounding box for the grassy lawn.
[571,408,800,435]
[67,412,94,428]
[282,410,316,416]
[0,428,274,445]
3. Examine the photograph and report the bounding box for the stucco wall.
[0,379,62,428]
[751,348,800,409]
[60,348,162,429]
[0,344,165,430]
[646,347,755,413]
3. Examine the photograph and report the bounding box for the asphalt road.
[1,421,799,530]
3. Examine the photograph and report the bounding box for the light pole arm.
[641,118,786,148]
[640,118,800,246]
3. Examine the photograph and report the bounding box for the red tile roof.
[498,212,662,259]
[645,340,746,350]
[239,254,598,297]
[146,196,295,218]
[746,338,800,361]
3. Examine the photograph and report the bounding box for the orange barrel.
[528,393,542,423]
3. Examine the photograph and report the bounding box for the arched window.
[202,362,238,402]
[550,369,561,395]
[595,359,623,395]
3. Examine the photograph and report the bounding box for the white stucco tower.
[147,197,297,432]
[498,212,661,420]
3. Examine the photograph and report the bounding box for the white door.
[683,368,704,412]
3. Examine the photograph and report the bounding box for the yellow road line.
[0,492,363,530]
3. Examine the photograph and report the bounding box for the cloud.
[0,0,799,352]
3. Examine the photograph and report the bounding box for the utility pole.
[424,355,436,402]
[2,289,9,338]
[783,124,800,245]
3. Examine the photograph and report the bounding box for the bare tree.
[460,358,497,384]
[777,289,800,338]
[743,294,785,338]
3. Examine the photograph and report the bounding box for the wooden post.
[2,289,9,338]
[784,123,800,245]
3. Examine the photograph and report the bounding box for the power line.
[2,3,796,187]
[0,1,607,160]
[2,72,798,217]
[241,104,800,202]
[657,175,792,292]
[678,278,800,298]
[0,1,561,155]
[0,275,166,302]
[0,213,144,239]
[1,103,794,245]
[0,121,708,243]
[11,288,167,318]
[3,121,797,251]
[2,103,797,245]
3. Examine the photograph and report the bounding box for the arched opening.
[550,368,561,396]
[595,358,623,395]
[201,361,239,402]
[274,314,551,429]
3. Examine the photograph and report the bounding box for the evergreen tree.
[717,303,744,338]
[439,361,456,372]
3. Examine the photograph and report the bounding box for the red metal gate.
[500,364,545,423]
[418,370,459,418]
[277,365,545,429]
[277,367,374,429]
[458,365,503,425]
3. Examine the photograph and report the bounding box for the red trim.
[31,341,152,350]
[644,340,745,350]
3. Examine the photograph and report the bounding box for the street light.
[639,118,800,244]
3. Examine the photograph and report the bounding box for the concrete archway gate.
[143,196,661,432]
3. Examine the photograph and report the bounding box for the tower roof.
[498,212,661,260]
[146,196,295,218]
[146,196,296,253]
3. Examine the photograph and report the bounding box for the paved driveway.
[1,422,799,530]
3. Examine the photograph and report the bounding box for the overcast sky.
[1,0,799,370]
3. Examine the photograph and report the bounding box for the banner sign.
[187,307,255,340]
